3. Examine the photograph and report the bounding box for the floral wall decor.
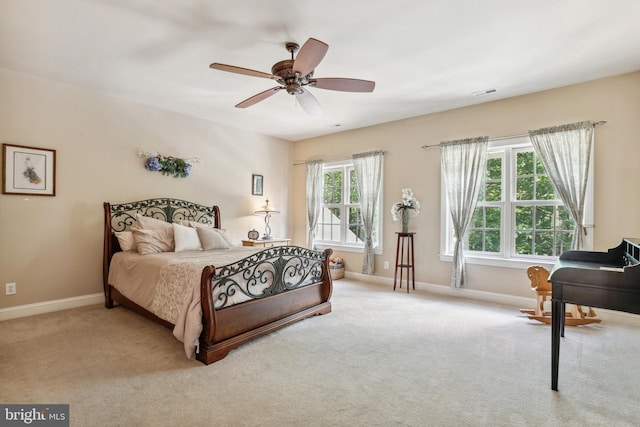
[138,150,200,178]
[391,188,420,233]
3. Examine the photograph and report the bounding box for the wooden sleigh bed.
[102,198,333,365]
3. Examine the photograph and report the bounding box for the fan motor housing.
[272,59,313,94]
[271,59,295,78]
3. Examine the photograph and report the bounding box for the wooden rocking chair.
[520,265,601,326]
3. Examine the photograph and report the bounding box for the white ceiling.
[2,0,640,141]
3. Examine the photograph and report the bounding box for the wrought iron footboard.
[211,246,329,309]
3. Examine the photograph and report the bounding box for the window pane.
[485,182,501,202]
[515,231,533,255]
[536,176,555,200]
[483,157,502,202]
[515,206,533,230]
[316,207,342,241]
[484,157,502,202]
[472,208,484,228]
[516,151,534,176]
[516,177,534,200]
[485,207,501,229]
[323,170,342,204]
[534,232,554,256]
[535,206,553,230]
[487,158,502,180]
[468,205,500,253]
[468,230,483,251]
[485,230,500,252]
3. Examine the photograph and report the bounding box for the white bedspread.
[107,247,261,358]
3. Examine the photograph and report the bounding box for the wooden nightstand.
[241,238,291,248]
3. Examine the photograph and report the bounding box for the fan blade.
[293,38,329,76]
[210,63,278,80]
[296,89,323,116]
[235,87,282,108]
[311,78,375,93]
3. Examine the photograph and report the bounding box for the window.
[441,136,593,267]
[314,161,381,252]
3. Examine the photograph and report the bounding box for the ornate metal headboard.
[106,198,219,232]
[102,198,221,292]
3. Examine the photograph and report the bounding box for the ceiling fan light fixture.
[286,84,302,95]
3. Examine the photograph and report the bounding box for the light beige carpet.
[1,279,640,426]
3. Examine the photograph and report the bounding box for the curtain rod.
[292,151,386,166]
[420,121,607,149]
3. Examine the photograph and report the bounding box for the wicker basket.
[330,264,345,280]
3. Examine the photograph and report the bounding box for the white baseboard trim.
[344,272,640,327]
[0,293,104,321]
[4,275,640,327]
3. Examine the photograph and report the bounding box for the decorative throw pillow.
[173,223,203,252]
[197,227,230,250]
[131,227,172,255]
[135,214,175,251]
[188,221,233,246]
[114,231,136,251]
[214,228,233,246]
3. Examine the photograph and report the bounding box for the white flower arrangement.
[391,188,421,220]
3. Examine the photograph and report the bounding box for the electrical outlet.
[5,282,16,295]
[383,261,389,269]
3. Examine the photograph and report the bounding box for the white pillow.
[135,214,174,252]
[173,223,203,252]
[115,231,136,251]
[197,227,230,250]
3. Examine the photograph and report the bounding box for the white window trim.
[439,135,594,269]
[313,159,383,255]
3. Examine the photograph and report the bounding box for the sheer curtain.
[528,121,594,250]
[305,160,324,249]
[352,151,384,275]
[441,137,488,288]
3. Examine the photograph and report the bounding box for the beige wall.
[292,71,640,299]
[0,68,293,308]
[2,68,639,309]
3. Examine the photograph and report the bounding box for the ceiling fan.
[210,38,375,115]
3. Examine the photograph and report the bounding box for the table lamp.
[254,198,280,240]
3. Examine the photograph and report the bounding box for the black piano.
[549,238,640,390]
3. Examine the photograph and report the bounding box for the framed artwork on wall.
[252,174,263,196]
[2,143,56,196]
